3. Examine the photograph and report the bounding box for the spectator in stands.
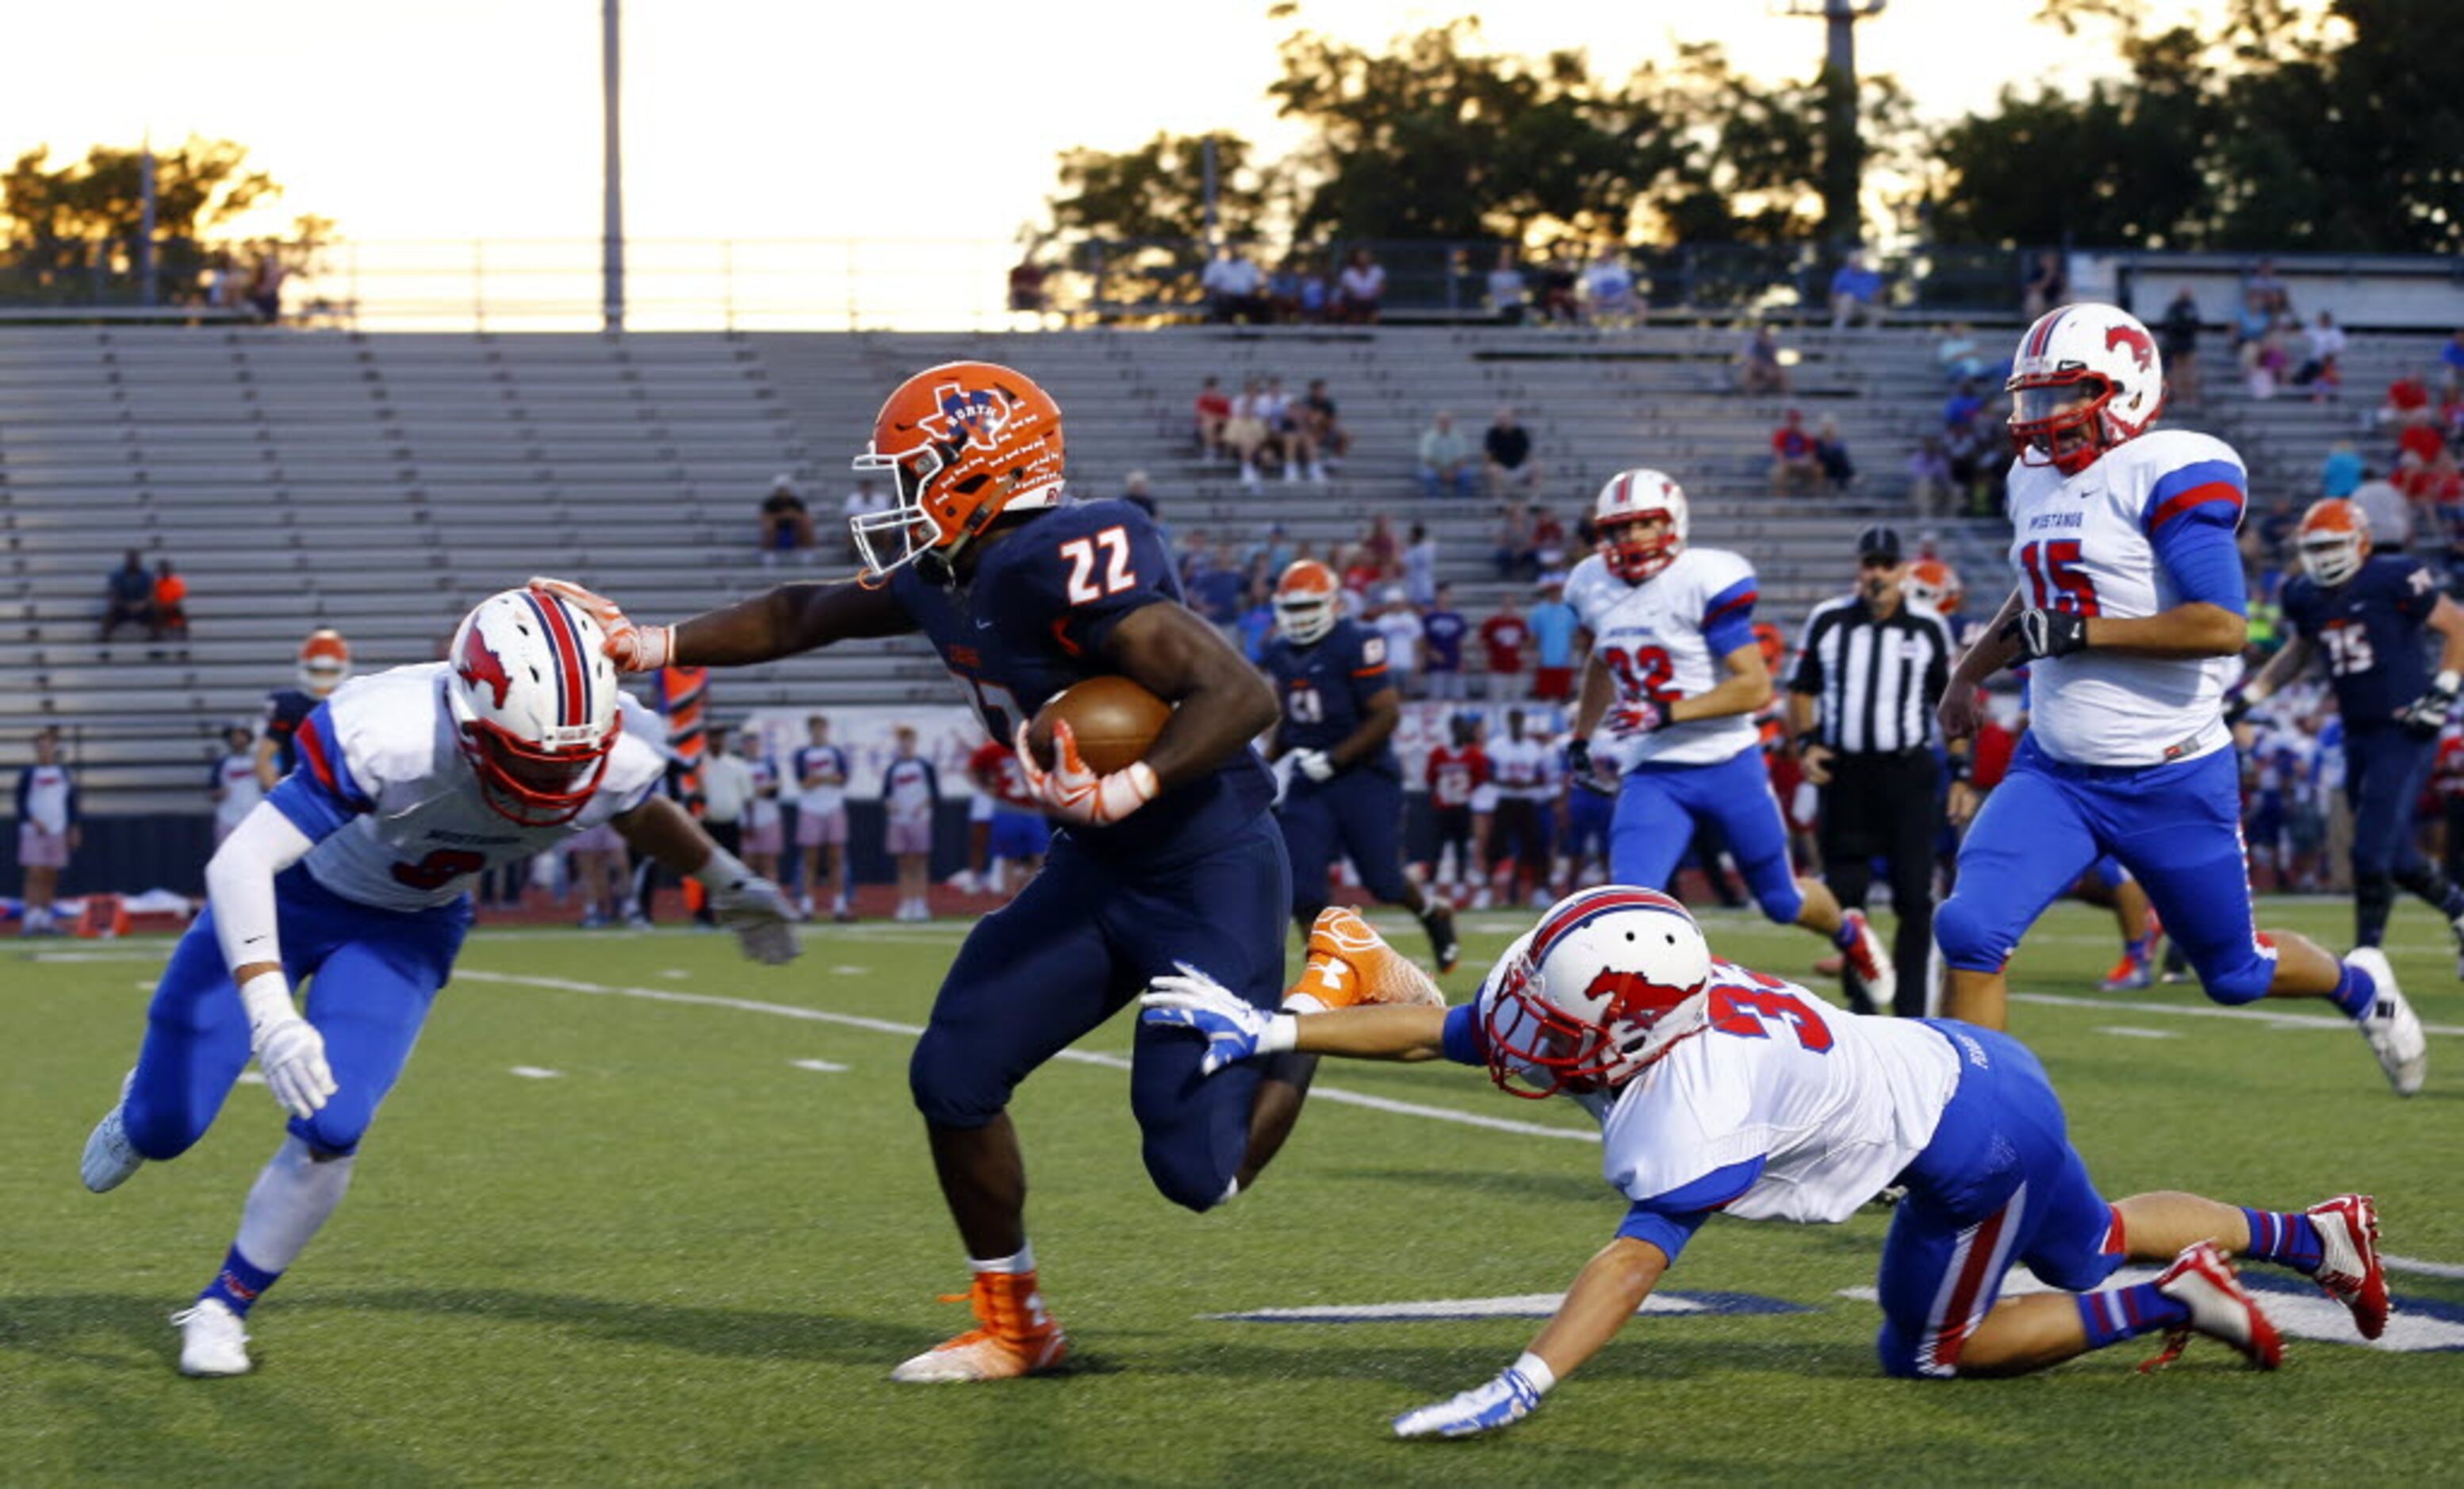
[1224,378,1274,490]
[1359,511,1401,570]
[1488,246,1530,325]
[1492,500,1539,581]
[1372,586,1425,698]
[1242,522,1295,581]
[2158,287,2203,408]
[2322,439,2365,500]
[1117,469,1159,524]
[150,557,189,658]
[1907,435,1953,519]
[2378,368,2433,429]
[1201,246,1266,323]
[1188,537,1247,636]
[1417,410,1478,499]
[759,476,817,567]
[2293,309,2347,394]
[1813,415,1857,492]
[1527,577,1581,702]
[246,246,287,323]
[209,723,260,849]
[1770,408,1821,496]
[2397,446,2464,514]
[1482,406,1542,500]
[2244,256,2290,316]
[1300,378,1351,472]
[1478,591,1532,700]
[1531,506,1569,576]
[1935,321,1990,383]
[1739,323,1790,396]
[883,725,939,923]
[2244,315,2290,400]
[1402,520,1439,607]
[1828,250,1883,328]
[1006,255,1051,324]
[2231,288,2274,369]
[1265,375,1325,482]
[1193,375,1232,462]
[1584,244,1640,327]
[1339,543,1384,601]
[1536,244,1581,324]
[99,549,154,646]
[1423,583,1470,699]
[2021,250,2067,320]
[2443,330,2464,380]
[15,727,77,936]
[1334,247,1386,323]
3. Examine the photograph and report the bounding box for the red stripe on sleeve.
[2147,481,2242,532]
[297,715,339,791]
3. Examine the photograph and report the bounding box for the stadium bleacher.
[6,317,2441,818]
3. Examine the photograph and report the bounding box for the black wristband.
[1795,730,1822,751]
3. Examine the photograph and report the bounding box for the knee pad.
[2194,940,2278,1007]
[1874,1322,1952,1380]
[1933,894,2005,972]
[1754,878,1806,926]
[289,1108,368,1158]
[908,1028,1010,1129]
[121,1097,208,1163]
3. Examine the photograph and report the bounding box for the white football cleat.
[2307,1192,2390,1341]
[2144,1241,2283,1372]
[2345,947,2425,1096]
[1840,910,1897,1012]
[81,1070,143,1193]
[172,1299,253,1377]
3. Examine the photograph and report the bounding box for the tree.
[0,137,321,306]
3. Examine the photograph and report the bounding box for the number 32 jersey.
[2006,429,2245,767]
[270,664,669,912]
[1566,546,1761,767]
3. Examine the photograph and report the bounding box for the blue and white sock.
[2075,1282,2190,1349]
[2240,1208,2324,1274]
[2330,960,2377,1021]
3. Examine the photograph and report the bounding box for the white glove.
[1293,748,1337,783]
[1014,719,1159,826]
[1607,698,1665,737]
[1140,963,1297,1075]
[527,576,673,673]
[255,1016,335,1120]
[713,875,801,965]
[1391,1362,1550,1440]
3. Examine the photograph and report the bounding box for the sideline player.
[79,586,797,1376]
[1142,889,2390,1437]
[1420,711,1489,901]
[1566,469,1895,1006]
[540,361,1412,1383]
[254,628,351,789]
[791,714,854,922]
[1262,559,1460,972]
[1934,304,2426,1094]
[2237,496,2464,968]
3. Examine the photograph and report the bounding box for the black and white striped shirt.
[1789,596,1956,756]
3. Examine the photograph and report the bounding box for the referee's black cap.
[1856,524,1903,564]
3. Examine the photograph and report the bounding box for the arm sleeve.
[1701,572,1760,660]
[204,803,320,976]
[1439,1002,1487,1066]
[1612,1154,1768,1262]
[2141,458,2249,615]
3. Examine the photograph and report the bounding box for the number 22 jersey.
[1565,546,1761,767]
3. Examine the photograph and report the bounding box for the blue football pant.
[1611,746,1805,924]
[122,869,471,1159]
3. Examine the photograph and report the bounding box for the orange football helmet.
[297,628,351,696]
[1902,559,1964,614]
[1753,621,1787,676]
[1274,559,1342,645]
[2297,497,2370,587]
[849,361,1067,581]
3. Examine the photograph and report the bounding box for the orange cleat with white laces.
[1286,906,1445,1012]
[890,1269,1069,1383]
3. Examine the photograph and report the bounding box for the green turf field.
[6,898,2461,1485]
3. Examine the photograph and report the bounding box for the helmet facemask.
[455,714,615,827]
[1600,513,1679,583]
[2008,372,2124,476]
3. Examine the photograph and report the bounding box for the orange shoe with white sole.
[890,1269,1069,1383]
[1287,906,1446,1012]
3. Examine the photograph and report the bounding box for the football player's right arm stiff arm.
[1136,968,1677,1440]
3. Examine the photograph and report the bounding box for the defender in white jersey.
[1565,469,1896,1008]
[78,586,797,1378]
[1143,888,2392,1438]
[1935,303,2427,1096]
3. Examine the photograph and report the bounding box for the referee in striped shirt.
[1787,526,1960,1016]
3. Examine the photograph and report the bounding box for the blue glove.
[1392,1365,1547,1440]
[1140,963,1291,1075]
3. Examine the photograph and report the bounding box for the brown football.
[1029,676,1172,775]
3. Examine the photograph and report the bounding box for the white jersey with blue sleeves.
[2005,428,2245,768]
[282,664,669,911]
[1598,967,1960,1224]
[1567,547,1761,768]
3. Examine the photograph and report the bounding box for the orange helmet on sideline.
[1903,559,1964,614]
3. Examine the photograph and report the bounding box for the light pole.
[602,0,625,333]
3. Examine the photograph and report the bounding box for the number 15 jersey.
[1566,546,1761,767]
[2005,428,2246,768]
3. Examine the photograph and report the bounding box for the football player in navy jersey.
[2238,498,2464,966]
[1261,560,1461,974]
[542,361,1416,1384]
[253,629,351,789]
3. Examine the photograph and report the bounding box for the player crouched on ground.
[1142,890,2390,1438]
[79,585,798,1378]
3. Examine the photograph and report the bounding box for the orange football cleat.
[890,1269,1069,1384]
[1286,906,1445,1012]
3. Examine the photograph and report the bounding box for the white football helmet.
[1593,469,1688,583]
[2006,302,2165,474]
[446,588,623,826]
[1274,559,1341,645]
[1478,886,1714,1100]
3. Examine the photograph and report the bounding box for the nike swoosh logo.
[975,618,994,630]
